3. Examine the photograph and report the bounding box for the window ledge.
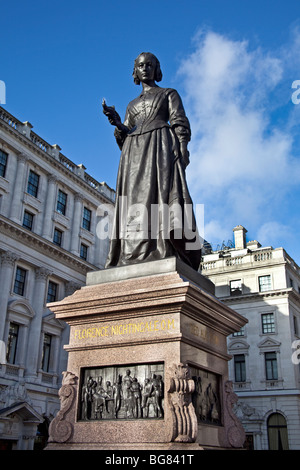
[38,370,58,387]
[233,381,251,391]
[0,363,25,378]
[261,379,284,389]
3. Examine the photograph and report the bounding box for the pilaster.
[25,267,52,377]
[0,251,19,340]
[42,175,57,240]
[10,153,28,223]
[70,193,83,255]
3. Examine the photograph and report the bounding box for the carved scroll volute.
[168,363,197,443]
[48,371,78,443]
[223,380,246,448]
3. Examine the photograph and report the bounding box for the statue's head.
[133,52,163,85]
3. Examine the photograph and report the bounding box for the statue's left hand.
[180,141,190,169]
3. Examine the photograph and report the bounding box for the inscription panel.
[181,316,224,349]
[70,314,178,347]
[78,363,164,421]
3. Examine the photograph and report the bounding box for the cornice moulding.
[0,215,96,274]
[0,119,114,206]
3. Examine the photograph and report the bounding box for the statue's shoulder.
[157,87,179,96]
[164,87,179,94]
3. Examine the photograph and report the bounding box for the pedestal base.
[46,258,247,450]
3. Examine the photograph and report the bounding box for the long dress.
[105,86,201,270]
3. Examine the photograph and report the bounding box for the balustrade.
[59,154,76,172]
[226,257,243,266]
[201,261,216,270]
[253,251,272,262]
[0,108,19,129]
[30,131,49,152]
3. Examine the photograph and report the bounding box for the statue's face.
[136,54,156,83]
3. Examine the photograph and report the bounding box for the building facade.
[201,225,300,450]
[0,106,115,449]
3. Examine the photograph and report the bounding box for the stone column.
[50,335,60,382]
[0,251,19,340]
[42,175,57,240]
[17,324,29,369]
[254,432,262,450]
[26,267,52,377]
[70,193,83,255]
[10,153,28,223]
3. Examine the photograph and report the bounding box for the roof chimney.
[233,225,247,249]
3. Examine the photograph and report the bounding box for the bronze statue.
[103,52,201,270]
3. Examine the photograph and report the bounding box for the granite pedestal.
[46,257,247,450]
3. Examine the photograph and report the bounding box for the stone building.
[0,106,115,449]
[201,225,300,450]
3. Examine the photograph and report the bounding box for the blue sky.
[1,0,300,263]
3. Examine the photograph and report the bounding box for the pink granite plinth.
[46,258,247,450]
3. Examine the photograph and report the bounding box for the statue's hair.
[133,52,163,85]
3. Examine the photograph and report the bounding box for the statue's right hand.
[102,99,122,127]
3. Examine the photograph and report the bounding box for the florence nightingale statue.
[103,52,201,271]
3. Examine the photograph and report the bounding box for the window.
[0,149,8,178]
[265,352,278,380]
[234,354,246,382]
[267,413,289,450]
[82,207,91,231]
[41,334,52,372]
[294,316,299,336]
[259,275,272,292]
[27,170,40,198]
[262,313,275,334]
[80,243,88,260]
[53,228,63,246]
[13,267,27,296]
[6,322,19,364]
[230,280,242,296]
[47,281,58,303]
[233,326,245,337]
[22,210,34,230]
[56,189,67,215]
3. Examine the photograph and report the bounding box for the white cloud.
[178,30,300,249]
[257,222,292,248]
[202,219,232,248]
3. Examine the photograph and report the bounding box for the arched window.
[267,413,289,450]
